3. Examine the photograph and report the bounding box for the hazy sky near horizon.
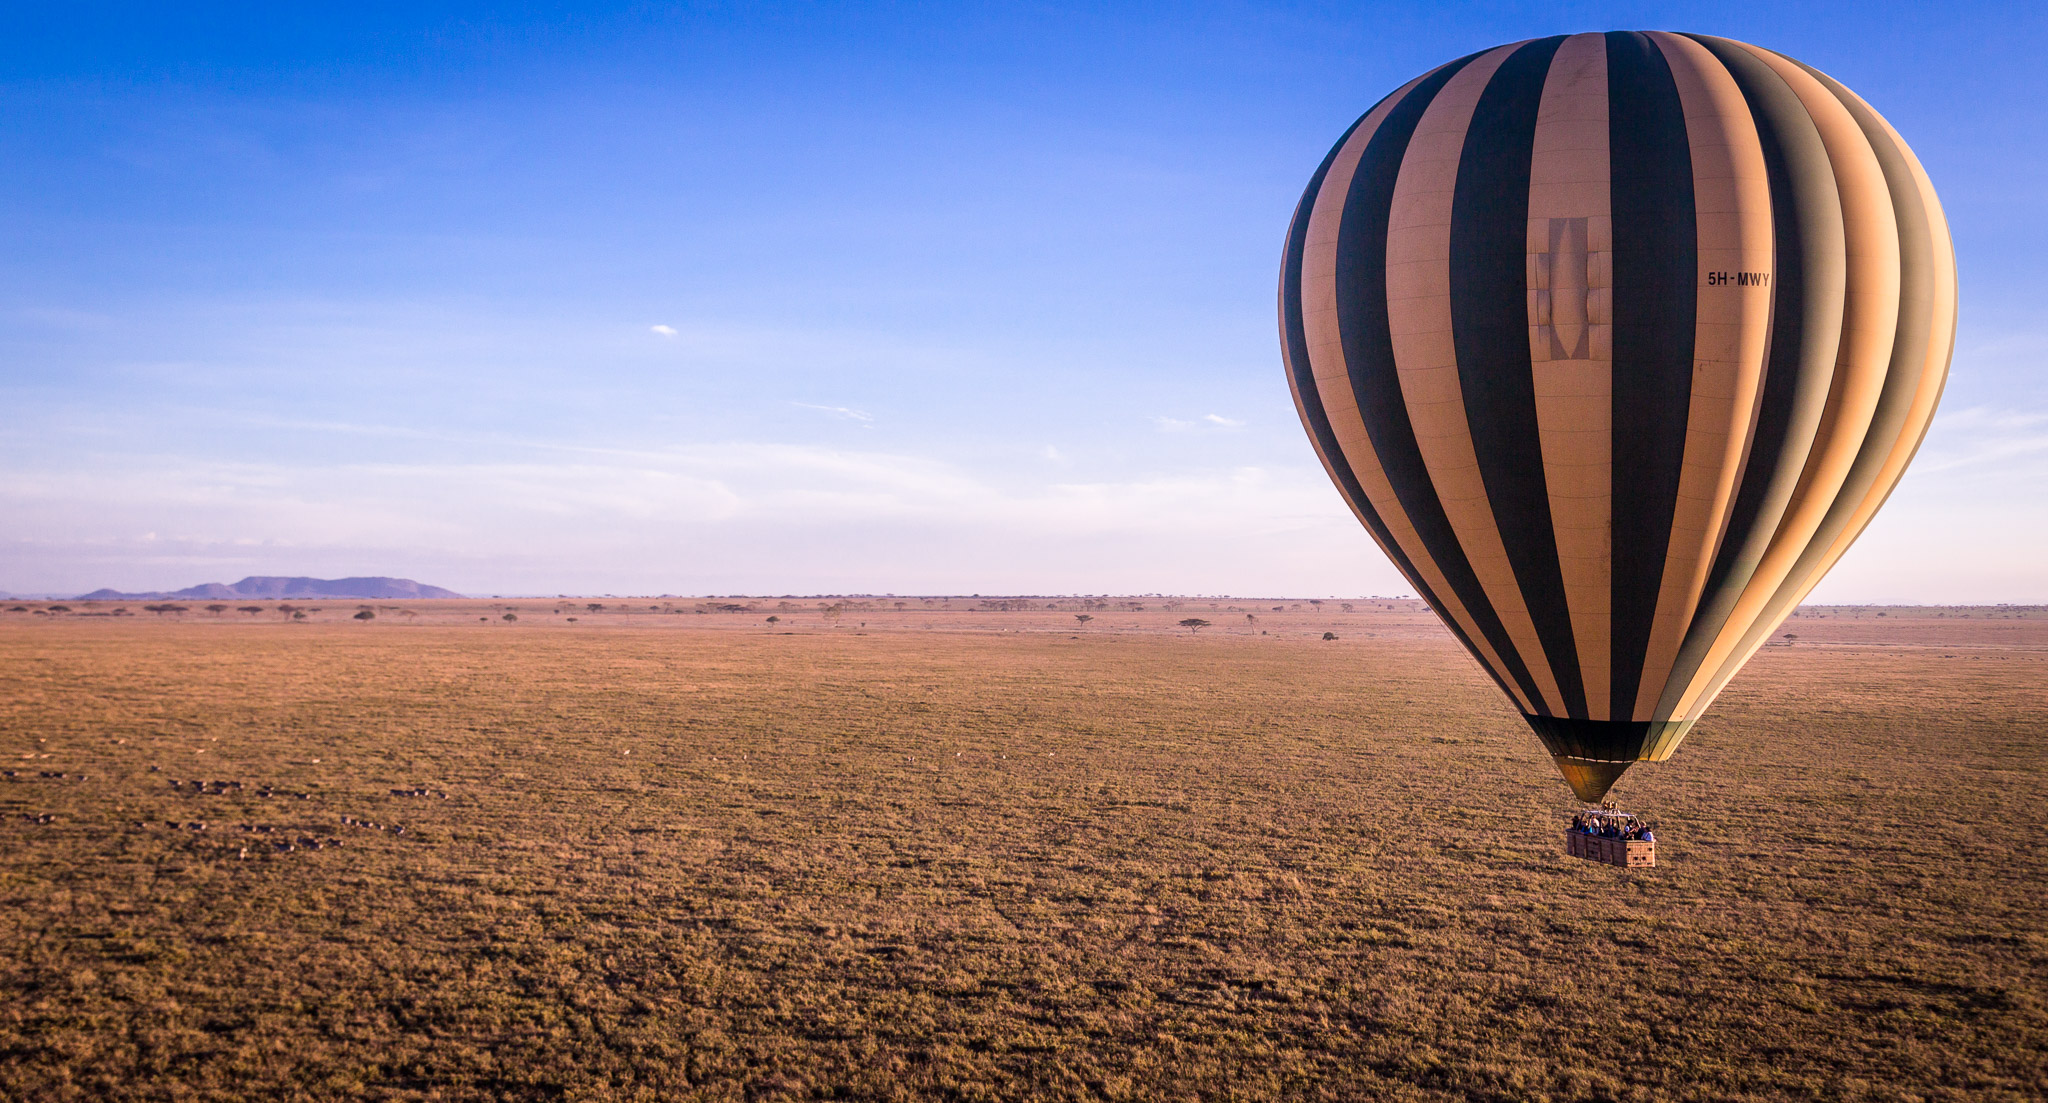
[3,2,2043,599]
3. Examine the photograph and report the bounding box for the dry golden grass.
[0,599,2042,1101]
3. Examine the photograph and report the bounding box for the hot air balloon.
[1278,32,1954,802]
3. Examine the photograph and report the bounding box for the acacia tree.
[1074,614,1092,626]
[1178,618,1210,635]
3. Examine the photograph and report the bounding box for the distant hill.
[77,576,464,601]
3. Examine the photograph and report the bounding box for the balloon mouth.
[1551,757,1635,803]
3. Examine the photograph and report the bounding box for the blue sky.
[3,2,2042,599]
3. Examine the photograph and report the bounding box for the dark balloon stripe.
[1660,35,1847,716]
[1604,31,1697,722]
[1446,35,1586,719]
[1278,97,1500,691]
[1332,52,1551,712]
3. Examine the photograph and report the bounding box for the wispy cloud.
[0,442,1381,596]
[1153,413,1244,432]
[649,324,678,337]
[1917,405,2048,474]
[793,402,874,422]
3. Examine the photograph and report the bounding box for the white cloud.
[793,402,874,422]
[1154,413,1245,432]
[1914,405,2048,474]
[649,324,678,337]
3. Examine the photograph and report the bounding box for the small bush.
[354,611,375,621]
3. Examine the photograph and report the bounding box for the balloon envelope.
[1278,32,1954,801]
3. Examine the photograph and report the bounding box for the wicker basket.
[1564,830,1655,868]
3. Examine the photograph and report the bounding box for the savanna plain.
[1,597,2043,1102]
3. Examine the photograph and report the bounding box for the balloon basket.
[1564,830,1656,868]
[1565,809,1656,868]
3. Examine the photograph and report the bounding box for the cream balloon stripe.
[1330,45,1557,714]
[1278,57,1532,707]
[1444,35,1590,720]
[1524,32,1616,721]
[1383,43,1574,716]
[1304,74,1537,712]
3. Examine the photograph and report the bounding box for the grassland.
[1,598,2043,1101]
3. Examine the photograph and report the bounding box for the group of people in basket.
[1570,809,1655,842]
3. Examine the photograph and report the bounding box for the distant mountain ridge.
[77,576,464,601]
